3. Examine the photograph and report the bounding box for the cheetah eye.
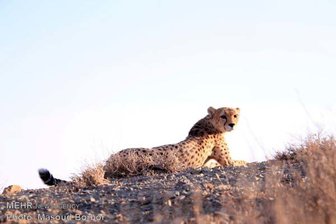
[234,114,238,118]
[220,115,227,120]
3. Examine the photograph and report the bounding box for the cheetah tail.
[38,168,67,186]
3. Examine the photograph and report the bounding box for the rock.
[0,215,7,223]
[2,185,22,195]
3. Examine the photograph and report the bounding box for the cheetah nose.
[228,123,235,128]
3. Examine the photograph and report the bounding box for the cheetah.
[103,106,246,178]
[39,106,246,186]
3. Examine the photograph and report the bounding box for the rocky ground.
[2,136,335,224]
[0,160,307,224]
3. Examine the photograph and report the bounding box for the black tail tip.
[38,168,66,186]
[38,168,51,180]
[38,168,55,185]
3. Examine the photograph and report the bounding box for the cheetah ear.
[236,107,240,111]
[207,107,216,116]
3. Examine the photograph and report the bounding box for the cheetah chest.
[175,137,216,168]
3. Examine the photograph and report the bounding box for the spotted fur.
[39,106,246,186]
[104,106,246,178]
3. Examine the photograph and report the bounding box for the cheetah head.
[207,106,240,132]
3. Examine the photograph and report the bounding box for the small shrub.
[71,163,108,187]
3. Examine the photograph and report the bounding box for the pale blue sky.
[1,0,335,189]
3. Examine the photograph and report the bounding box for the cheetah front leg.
[231,160,247,166]
[203,158,246,168]
[202,158,221,168]
[211,144,247,167]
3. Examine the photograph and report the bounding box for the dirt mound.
[1,136,335,223]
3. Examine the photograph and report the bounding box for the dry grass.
[186,135,336,224]
[0,175,6,193]
[71,148,183,187]
[272,135,336,224]
[71,163,108,187]
[275,134,336,162]
[103,149,182,178]
[104,150,157,178]
[64,135,336,223]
